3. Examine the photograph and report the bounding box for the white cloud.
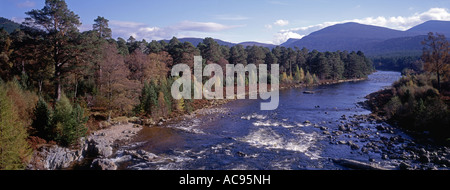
[139,27,161,33]
[17,0,35,8]
[273,31,305,45]
[171,21,243,32]
[265,24,273,29]
[341,7,450,30]
[272,7,450,45]
[107,20,242,41]
[107,20,165,40]
[11,17,25,24]
[110,20,147,28]
[274,19,289,26]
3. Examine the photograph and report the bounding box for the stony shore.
[326,113,450,170]
[26,100,232,170]
[27,123,143,170]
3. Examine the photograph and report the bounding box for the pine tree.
[160,78,173,114]
[24,0,83,101]
[0,85,31,170]
[93,16,112,39]
[148,81,158,115]
[116,37,129,56]
[32,98,53,140]
[53,93,87,146]
[70,103,88,144]
[199,38,223,63]
[229,45,247,65]
[136,80,158,116]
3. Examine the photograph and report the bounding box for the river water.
[118,71,404,170]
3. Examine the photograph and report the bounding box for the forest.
[0,0,374,169]
[371,55,422,72]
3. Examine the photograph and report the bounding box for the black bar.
[1,170,448,188]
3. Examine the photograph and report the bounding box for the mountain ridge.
[2,16,450,56]
[0,17,21,33]
[285,20,450,56]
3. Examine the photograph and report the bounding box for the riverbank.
[25,76,372,170]
[279,77,368,91]
[356,85,450,169]
[26,102,233,170]
[27,122,143,170]
[327,113,450,170]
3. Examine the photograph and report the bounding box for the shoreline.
[25,76,370,170]
[32,72,450,170]
[280,77,368,90]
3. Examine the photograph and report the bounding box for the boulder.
[83,137,113,158]
[29,145,83,170]
[348,141,360,150]
[333,131,343,136]
[91,158,117,170]
[96,145,113,158]
[338,125,347,131]
[333,159,389,170]
[142,118,156,126]
[337,140,347,145]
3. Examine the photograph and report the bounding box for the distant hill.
[162,38,278,49]
[162,37,236,47]
[0,17,21,33]
[407,20,450,37]
[238,41,276,49]
[283,20,450,56]
[285,22,417,53]
[366,35,427,56]
[280,38,301,47]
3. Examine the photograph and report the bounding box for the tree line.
[0,0,374,169]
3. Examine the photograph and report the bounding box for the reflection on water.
[132,127,185,154]
[118,71,402,170]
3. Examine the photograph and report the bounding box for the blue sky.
[1,0,450,44]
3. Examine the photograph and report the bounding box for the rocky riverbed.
[27,105,450,170]
[26,98,233,170]
[325,113,450,170]
[85,106,450,170]
[25,71,450,170]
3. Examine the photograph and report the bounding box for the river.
[116,71,406,170]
